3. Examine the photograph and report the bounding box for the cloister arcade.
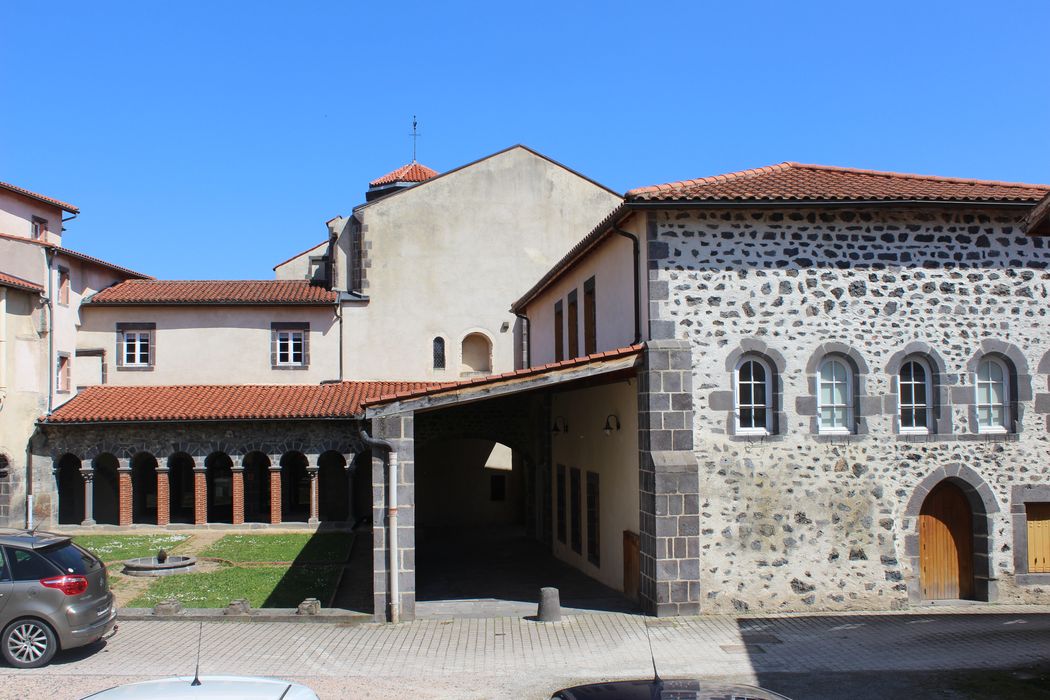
[42,422,364,528]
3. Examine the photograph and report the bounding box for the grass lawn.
[73,534,189,563]
[199,532,353,563]
[128,563,343,608]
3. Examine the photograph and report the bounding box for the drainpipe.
[359,428,399,623]
[514,313,530,368]
[613,228,642,344]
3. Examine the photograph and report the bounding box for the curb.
[117,608,373,624]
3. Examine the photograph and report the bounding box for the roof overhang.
[1022,191,1050,235]
[365,347,642,418]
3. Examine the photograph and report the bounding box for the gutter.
[624,198,1039,210]
[612,227,642,344]
[358,429,400,624]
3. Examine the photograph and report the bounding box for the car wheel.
[2,618,57,668]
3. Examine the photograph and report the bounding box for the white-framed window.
[976,356,1009,433]
[818,357,853,434]
[30,217,46,240]
[276,329,305,366]
[899,359,932,434]
[735,355,772,435]
[122,330,151,367]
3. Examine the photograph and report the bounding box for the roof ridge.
[627,162,794,196]
[787,162,1050,191]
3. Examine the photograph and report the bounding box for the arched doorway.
[131,452,159,525]
[56,454,84,525]
[168,453,196,524]
[242,452,271,524]
[318,451,348,522]
[920,481,975,600]
[206,453,234,524]
[280,452,310,522]
[93,454,120,525]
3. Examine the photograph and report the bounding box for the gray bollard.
[537,587,561,622]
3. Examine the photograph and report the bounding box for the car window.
[0,550,8,581]
[41,542,101,575]
[5,547,58,580]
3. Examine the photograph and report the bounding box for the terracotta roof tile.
[627,162,1050,203]
[369,161,439,187]
[0,271,43,294]
[86,280,338,305]
[363,344,644,407]
[44,381,441,424]
[0,180,79,213]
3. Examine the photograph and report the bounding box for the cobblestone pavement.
[2,605,1049,699]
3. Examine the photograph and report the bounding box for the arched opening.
[460,333,492,375]
[280,452,310,522]
[92,454,120,525]
[56,454,84,525]
[318,451,348,522]
[351,453,371,525]
[206,453,234,524]
[242,451,271,524]
[168,453,196,524]
[131,452,159,525]
[920,481,976,600]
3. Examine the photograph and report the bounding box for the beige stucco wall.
[0,191,64,245]
[76,305,340,386]
[340,147,621,381]
[550,379,639,592]
[524,212,645,366]
[0,237,47,286]
[0,287,48,526]
[274,241,327,281]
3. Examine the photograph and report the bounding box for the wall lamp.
[603,414,621,435]
[551,416,569,435]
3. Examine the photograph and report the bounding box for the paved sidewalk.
[1,605,1048,699]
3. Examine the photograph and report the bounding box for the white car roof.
[81,675,319,700]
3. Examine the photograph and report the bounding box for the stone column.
[307,466,320,525]
[371,412,416,623]
[193,462,208,525]
[638,339,701,617]
[269,465,282,525]
[117,458,133,526]
[80,466,96,526]
[156,466,170,526]
[231,461,245,526]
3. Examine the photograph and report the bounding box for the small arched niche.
[461,333,492,375]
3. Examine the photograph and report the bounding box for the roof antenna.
[190,621,203,686]
[643,618,662,686]
[409,115,420,162]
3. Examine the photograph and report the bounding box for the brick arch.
[903,463,1000,604]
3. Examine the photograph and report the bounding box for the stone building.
[8,156,1050,623]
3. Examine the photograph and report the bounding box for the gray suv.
[0,529,116,668]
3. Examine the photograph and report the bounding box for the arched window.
[818,357,853,434]
[976,356,1009,433]
[735,355,772,435]
[432,337,446,370]
[899,359,932,434]
[461,333,492,374]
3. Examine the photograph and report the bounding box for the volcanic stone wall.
[646,206,1050,612]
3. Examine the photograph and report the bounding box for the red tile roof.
[369,161,439,187]
[0,180,79,213]
[86,280,338,305]
[43,381,442,424]
[0,271,44,294]
[363,344,644,408]
[627,162,1050,203]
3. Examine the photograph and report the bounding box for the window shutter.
[148,328,156,367]
[115,329,123,367]
[271,328,278,367]
[303,328,310,368]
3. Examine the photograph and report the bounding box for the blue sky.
[3,2,1048,279]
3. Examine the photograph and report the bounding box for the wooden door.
[1028,503,1050,573]
[623,530,640,601]
[919,482,975,600]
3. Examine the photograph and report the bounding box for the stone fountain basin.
[122,555,197,577]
